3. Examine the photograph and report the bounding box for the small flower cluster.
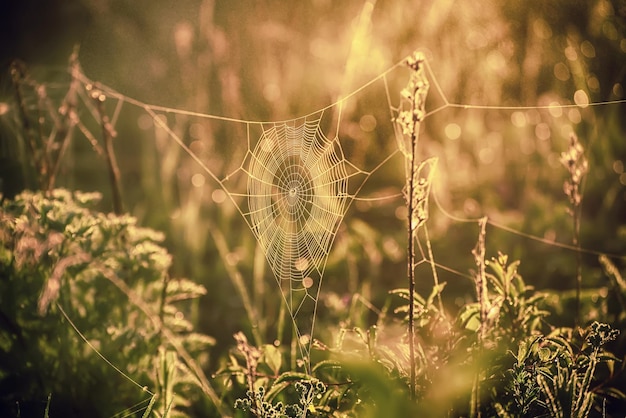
[395,52,429,144]
[234,386,291,417]
[295,378,326,411]
[559,133,588,207]
[233,379,327,418]
[234,331,261,374]
[585,321,619,350]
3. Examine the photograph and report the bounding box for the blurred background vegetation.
[1,0,625,416]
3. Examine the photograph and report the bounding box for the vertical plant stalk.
[472,217,488,344]
[407,137,418,400]
[9,53,80,192]
[559,133,588,327]
[89,85,124,215]
[574,212,583,327]
[471,217,488,418]
[234,332,262,417]
[158,273,172,343]
[10,61,46,189]
[395,52,429,399]
[47,50,81,191]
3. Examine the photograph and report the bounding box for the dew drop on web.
[303,277,314,289]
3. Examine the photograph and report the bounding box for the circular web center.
[273,159,313,222]
[287,183,299,205]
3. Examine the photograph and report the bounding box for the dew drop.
[511,111,526,128]
[295,258,309,271]
[191,173,205,187]
[445,123,461,140]
[573,90,589,108]
[548,102,563,118]
[212,189,226,203]
[359,114,377,132]
[302,276,314,289]
[553,62,570,81]
[580,40,596,58]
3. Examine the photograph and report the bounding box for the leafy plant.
[535,322,620,418]
[0,189,216,417]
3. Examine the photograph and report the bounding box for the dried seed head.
[560,133,588,207]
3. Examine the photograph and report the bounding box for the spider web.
[244,117,348,325]
[6,48,626,417]
[68,55,626,363]
[63,62,410,364]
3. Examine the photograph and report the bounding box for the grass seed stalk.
[395,51,429,399]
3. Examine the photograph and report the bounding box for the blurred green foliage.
[0,190,214,417]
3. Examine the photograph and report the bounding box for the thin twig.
[10,61,43,188]
[34,84,52,182]
[560,133,588,327]
[574,206,583,327]
[47,50,81,190]
[407,136,417,399]
[472,217,488,343]
[90,84,124,214]
[471,216,488,418]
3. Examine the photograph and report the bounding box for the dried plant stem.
[471,217,488,418]
[158,274,172,341]
[473,217,488,343]
[574,207,583,327]
[406,118,419,400]
[560,133,588,327]
[407,149,417,399]
[395,52,429,400]
[92,92,123,214]
[47,52,81,190]
[10,61,44,189]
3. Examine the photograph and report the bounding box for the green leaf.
[262,344,282,376]
[389,288,426,305]
[459,303,480,331]
[264,380,290,402]
[538,347,552,363]
[141,394,158,418]
[273,371,311,385]
[426,282,446,307]
[311,359,342,374]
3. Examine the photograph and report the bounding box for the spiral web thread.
[245,117,348,326]
[10,49,626,416]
